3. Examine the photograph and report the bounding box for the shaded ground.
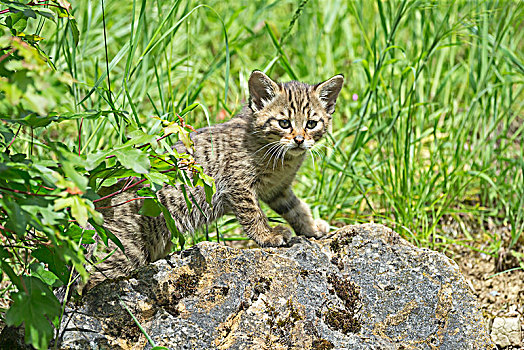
[445,244,523,349]
[447,247,523,321]
[437,216,523,349]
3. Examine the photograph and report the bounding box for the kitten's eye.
[279,119,291,129]
[306,120,318,129]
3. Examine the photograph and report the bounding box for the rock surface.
[491,317,522,348]
[57,224,495,349]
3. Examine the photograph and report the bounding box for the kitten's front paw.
[259,225,292,247]
[312,219,330,239]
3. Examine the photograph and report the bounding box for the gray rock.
[57,224,494,349]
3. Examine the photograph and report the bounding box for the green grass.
[1,1,523,348]
[13,0,524,254]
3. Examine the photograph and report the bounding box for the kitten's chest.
[254,157,303,198]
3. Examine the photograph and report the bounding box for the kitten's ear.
[248,70,280,112]
[315,74,344,114]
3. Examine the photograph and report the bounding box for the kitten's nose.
[294,135,304,145]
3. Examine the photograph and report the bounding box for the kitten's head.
[248,70,344,156]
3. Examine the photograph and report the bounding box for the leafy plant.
[0,1,215,348]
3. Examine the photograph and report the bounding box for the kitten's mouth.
[288,145,308,154]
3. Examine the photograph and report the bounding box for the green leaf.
[29,262,62,287]
[89,219,125,253]
[179,184,192,212]
[203,184,214,205]
[54,195,101,227]
[6,12,27,35]
[0,123,15,145]
[69,18,79,47]
[2,196,28,235]
[63,224,96,244]
[0,2,37,18]
[145,172,169,191]
[48,110,113,121]
[137,187,161,215]
[135,187,183,247]
[12,113,59,128]
[55,0,72,13]
[57,243,88,281]
[30,239,89,288]
[164,123,193,150]
[139,198,161,217]
[33,7,55,20]
[61,161,88,192]
[21,204,65,226]
[86,149,111,171]
[4,276,60,350]
[200,172,216,204]
[136,187,155,197]
[125,128,158,147]
[114,148,150,174]
[54,196,86,226]
[178,128,193,151]
[0,247,22,289]
[32,246,70,285]
[179,102,199,117]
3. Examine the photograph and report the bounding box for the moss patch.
[330,256,344,270]
[275,299,303,328]
[327,274,359,308]
[324,274,361,334]
[329,236,352,254]
[325,306,361,334]
[104,312,142,343]
[172,273,200,300]
[265,299,303,330]
[312,338,335,350]
[265,299,304,345]
[156,272,200,317]
[253,276,271,299]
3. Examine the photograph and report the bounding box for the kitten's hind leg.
[83,243,144,291]
[264,188,329,239]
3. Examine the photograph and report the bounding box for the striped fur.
[87,71,344,289]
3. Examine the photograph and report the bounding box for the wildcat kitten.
[88,71,344,289]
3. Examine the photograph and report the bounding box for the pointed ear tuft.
[315,74,344,114]
[248,70,280,112]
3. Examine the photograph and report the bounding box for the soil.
[447,246,523,345]
[441,218,523,349]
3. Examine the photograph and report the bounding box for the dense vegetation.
[0,0,522,348]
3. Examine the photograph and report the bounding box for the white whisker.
[311,147,324,157]
[261,143,283,170]
[281,146,292,168]
[273,144,286,170]
[255,141,280,155]
[308,149,316,168]
[262,143,282,162]
[313,150,322,162]
[312,143,329,151]
[281,146,289,168]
